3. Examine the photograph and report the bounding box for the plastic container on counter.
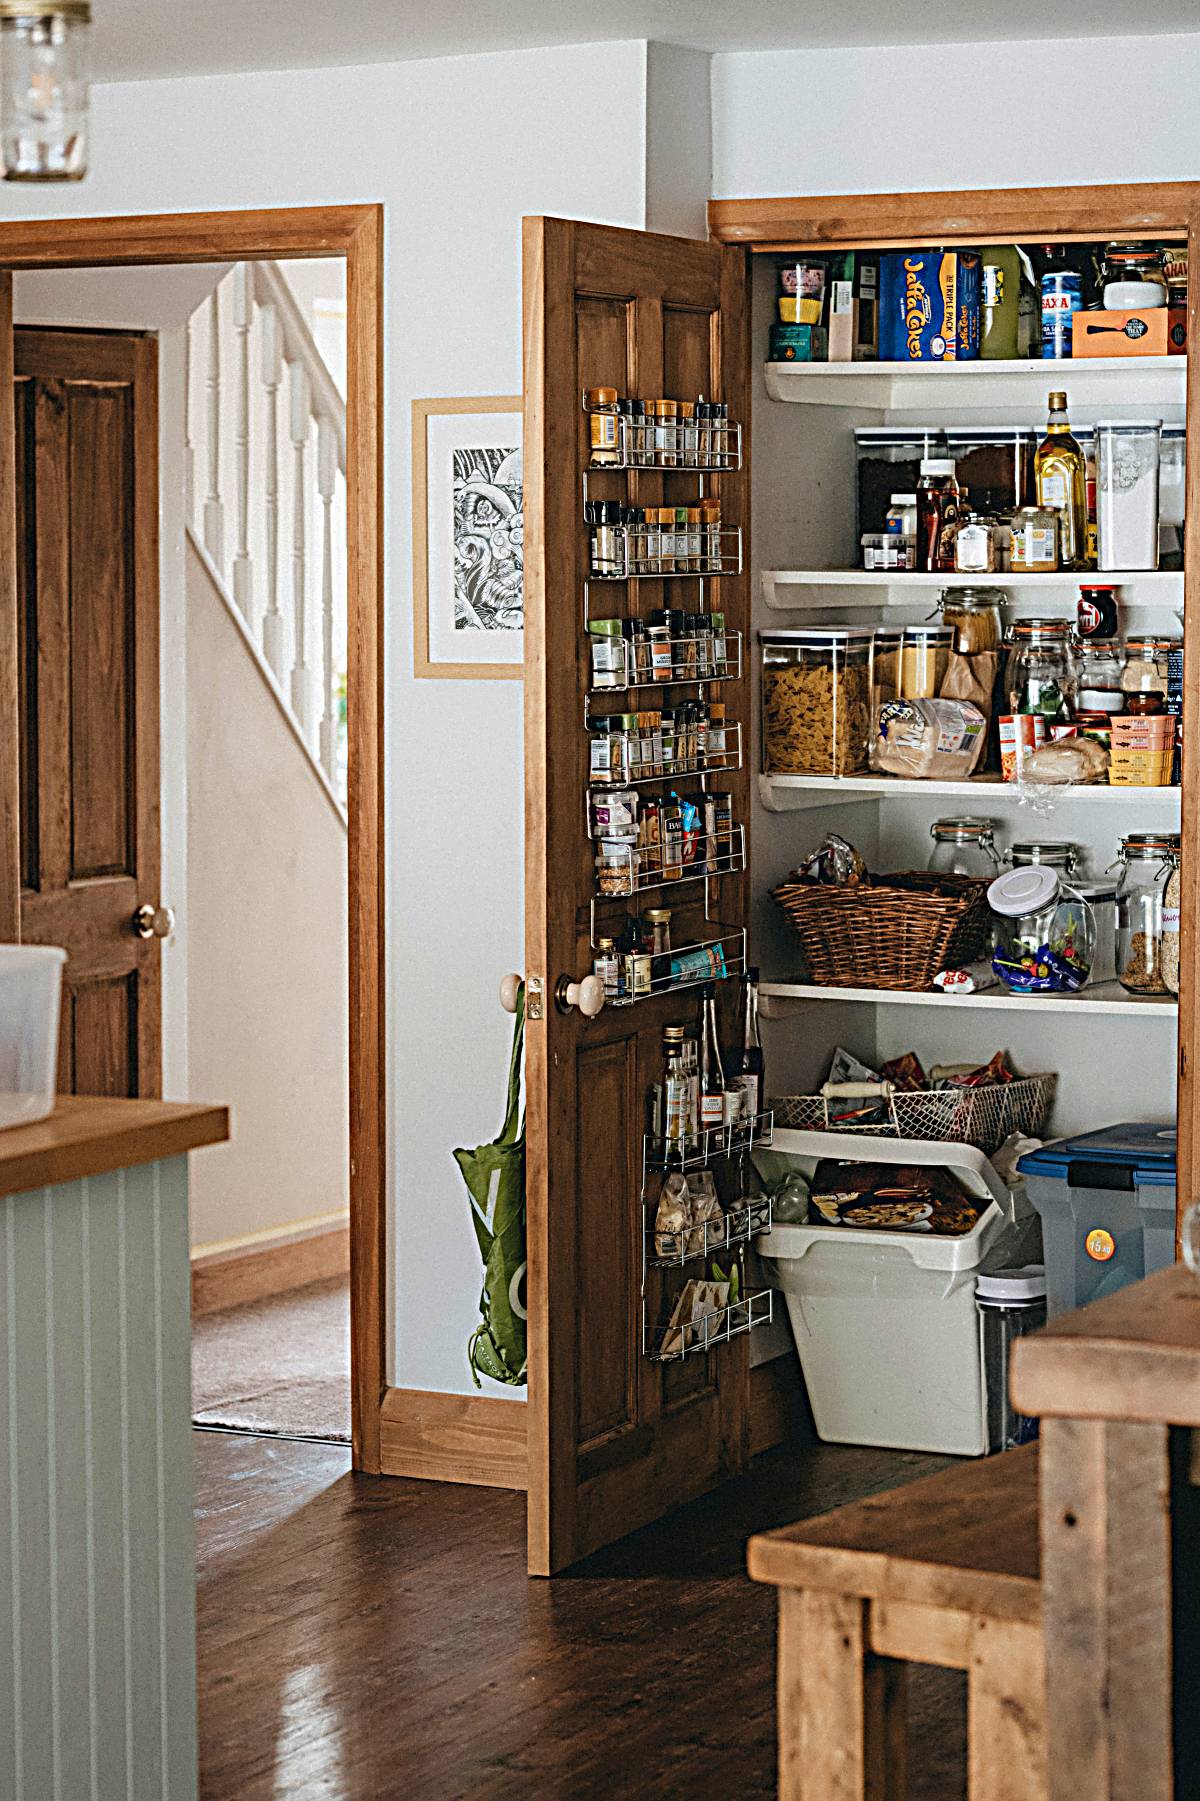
[976,1265,1048,1451]
[755,1132,1040,1456]
[1017,1124,1176,1317]
[0,945,66,1128]
[760,628,873,777]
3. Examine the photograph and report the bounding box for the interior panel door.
[14,327,161,1097]
[522,217,751,1574]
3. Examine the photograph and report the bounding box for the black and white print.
[451,444,523,634]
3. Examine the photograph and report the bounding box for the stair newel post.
[289,361,317,745]
[259,298,286,682]
[317,412,338,783]
[202,288,225,566]
[231,263,254,626]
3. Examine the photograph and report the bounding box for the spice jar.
[760,628,873,776]
[652,399,679,468]
[645,908,672,982]
[584,386,620,467]
[1074,638,1126,712]
[1121,635,1179,696]
[589,716,628,784]
[1004,618,1077,721]
[596,846,635,896]
[589,619,627,690]
[1009,505,1059,573]
[1112,832,1181,995]
[870,624,953,710]
[928,817,1001,879]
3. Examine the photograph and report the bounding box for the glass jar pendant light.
[0,2,90,182]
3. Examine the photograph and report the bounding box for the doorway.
[0,207,386,1471]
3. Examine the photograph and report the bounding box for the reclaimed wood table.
[1011,1262,1200,1801]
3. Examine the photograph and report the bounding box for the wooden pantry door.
[13,327,162,1097]
[522,217,752,1575]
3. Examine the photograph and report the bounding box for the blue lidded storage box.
[1017,1123,1176,1317]
[879,250,981,362]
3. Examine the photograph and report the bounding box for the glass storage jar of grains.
[1113,832,1181,996]
[760,628,873,776]
[927,818,1001,878]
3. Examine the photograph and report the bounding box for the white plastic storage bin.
[0,945,66,1128]
[755,1130,1038,1457]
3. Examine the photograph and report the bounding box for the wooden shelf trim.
[0,1094,229,1199]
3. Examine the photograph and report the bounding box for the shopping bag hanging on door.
[454,984,527,1387]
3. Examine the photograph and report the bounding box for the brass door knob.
[132,904,175,940]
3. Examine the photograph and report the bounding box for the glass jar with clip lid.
[1111,832,1181,996]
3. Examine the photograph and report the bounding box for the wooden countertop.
[1011,1262,1200,1426]
[0,1095,229,1199]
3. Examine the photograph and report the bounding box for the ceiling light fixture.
[0,2,90,182]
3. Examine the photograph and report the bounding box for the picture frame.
[412,395,524,680]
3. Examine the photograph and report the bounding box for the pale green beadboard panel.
[154,1158,198,1801]
[83,1168,132,1801]
[47,1177,93,1801]
[10,1187,54,1800]
[121,1163,171,1801]
[0,1196,20,1801]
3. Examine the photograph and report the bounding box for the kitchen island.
[0,1095,228,1801]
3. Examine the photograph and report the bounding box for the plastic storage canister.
[1113,832,1181,995]
[760,628,873,776]
[987,864,1096,992]
[0,945,67,1127]
[976,1266,1047,1450]
[870,624,953,709]
[1096,420,1161,571]
[928,817,1000,878]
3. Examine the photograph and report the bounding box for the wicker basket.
[772,871,993,991]
[771,1075,1056,1158]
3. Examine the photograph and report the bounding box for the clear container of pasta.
[760,629,873,777]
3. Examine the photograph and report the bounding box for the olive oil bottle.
[1034,390,1090,570]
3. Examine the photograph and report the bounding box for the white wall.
[0,39,711,1397]
[712,32,1200,197]
[185,542,349,1249]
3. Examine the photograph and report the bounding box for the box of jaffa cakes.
[879,250,981,361]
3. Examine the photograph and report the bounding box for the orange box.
[1072,306,1187,357]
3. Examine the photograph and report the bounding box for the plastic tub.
[754,1130,1039,1455]
[1017,1122,1176,1316]
[0,945,66,1128]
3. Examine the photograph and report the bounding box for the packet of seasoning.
[678,794,702,864]
[792,833,867,886]
[878,1052,927,1092]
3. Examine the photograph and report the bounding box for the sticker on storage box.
[1084,1227,1116,1262]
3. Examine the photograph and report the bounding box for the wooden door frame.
[707,178,1200,1234]
[0,205,387,1469]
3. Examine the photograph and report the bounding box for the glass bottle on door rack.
[699,982,727,1134]
[727,967,764,1122]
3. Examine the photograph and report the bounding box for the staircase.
[186,263,348,813]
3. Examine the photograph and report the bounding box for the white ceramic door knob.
[499,973,522,1014]
[557,974,605,1018]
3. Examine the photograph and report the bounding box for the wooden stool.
[749,1444,1044,1800]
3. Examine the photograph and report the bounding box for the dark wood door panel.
[14,327,160,1097]
[524,218,751,1573]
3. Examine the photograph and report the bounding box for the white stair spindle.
[184,314,195,527]
[231,263,254,624]
[289,362,317,743]
[317,412,338,782]
[202,289,225,565]
[259,301,286,681]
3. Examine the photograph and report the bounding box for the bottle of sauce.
[1034,391,1089,570]
[916,457,962,573]
[980,246,1021,360]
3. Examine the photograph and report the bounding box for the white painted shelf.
[759,772,1182,812]
[764,356,1187,412]
[762,568,1183,611]
[760,979,1177,1020]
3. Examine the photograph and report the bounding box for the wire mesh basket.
[770,1074,1056,1157]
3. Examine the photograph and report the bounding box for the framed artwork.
[412,395,524,679]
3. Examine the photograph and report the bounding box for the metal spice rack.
[585,629,744,698]
[586,721,744,796]
[638,1112,775,1362]
[581,397,744,474]
[585,522,744,583]
[599,927,748,1011]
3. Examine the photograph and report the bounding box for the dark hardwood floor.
[195,1428,967,1800]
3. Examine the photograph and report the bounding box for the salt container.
[1096,420,1162,571]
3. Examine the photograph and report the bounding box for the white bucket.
[0,945,66,1129]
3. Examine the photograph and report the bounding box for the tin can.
[999,713,1048,781]
[1041,271,1083,359]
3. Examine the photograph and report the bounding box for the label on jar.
[1164,907,1181,933]
[590,414,618,450]
[1012,521,1057,569]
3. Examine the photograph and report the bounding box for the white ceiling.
[91,0,1200,83]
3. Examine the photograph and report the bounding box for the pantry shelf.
[764,355,1187,413]
[761,569,1184,612]
[758,772,1183,812]
[759,980,1178,1020]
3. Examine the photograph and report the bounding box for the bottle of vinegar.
[1035,390,1089,570]
[728,967,765,1122]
